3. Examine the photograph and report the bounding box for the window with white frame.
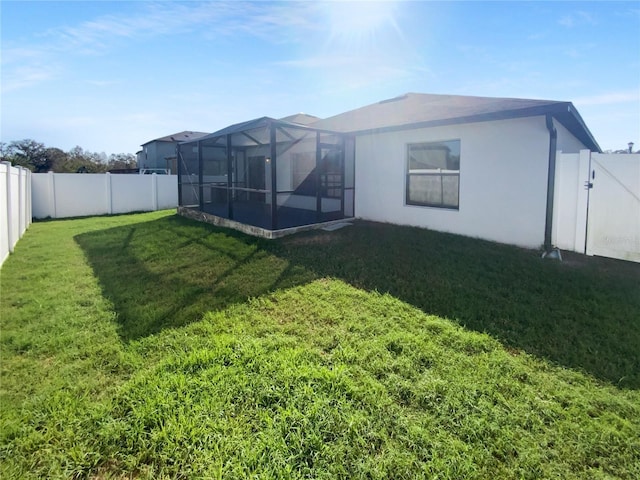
[406,140,460,209]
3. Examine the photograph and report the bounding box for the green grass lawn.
[1,210,639,479]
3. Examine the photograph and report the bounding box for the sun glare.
[324,1,399,49]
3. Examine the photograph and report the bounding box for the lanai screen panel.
[229,130,273,229]
[178,143,199,207]
[272,126,353,228]
[318,132,344,218]
[200,136,228,218]
[274,126,319,228]
[178,118,354,232]
[344,136,355,217]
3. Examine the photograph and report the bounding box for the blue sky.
[1,1,639,154]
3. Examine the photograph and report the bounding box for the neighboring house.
[177,93,600,250]
[140,131,209,174]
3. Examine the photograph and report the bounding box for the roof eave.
[141,139,174,146]
[337,102,600,152]
[338,104,566,136]
[559,103,602,152]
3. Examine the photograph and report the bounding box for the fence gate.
[585,154,640,262]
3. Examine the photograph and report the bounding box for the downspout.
[543,114,561,260]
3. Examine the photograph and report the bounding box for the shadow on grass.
[74,215,304,341]
[75,214,640,388]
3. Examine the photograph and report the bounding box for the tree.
[108,153,137,171]
[2,138,137,172]
[44,147,69,172]
[8,139,51,172]
[66,146,106,173]
[0,142,13,162]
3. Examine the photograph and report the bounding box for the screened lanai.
[177,117,354,233]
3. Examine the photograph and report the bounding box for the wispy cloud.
[1,64,60,93]
[573,89,640,106]
[86,80,121,88]
[223,2,321,41]
[613,7,640,21]
[527,31,548,41]
[4,0,410,96]
[559,11,597,28]
[562,42,597,59]
[0,44,59,93]
[49,2,227,53]
[1,47,46,64]
[47,1,319,53]
[2,1,321,92]
[276,55,356,69]
[275,52,422,91]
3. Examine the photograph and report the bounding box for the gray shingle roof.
[312,93,600,151]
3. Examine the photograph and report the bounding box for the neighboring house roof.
[279,113,321,125]
[312,93,600,152]
[142,131,209,146]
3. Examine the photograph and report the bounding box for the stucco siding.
[555,120,588,153]
[354,116,551,248]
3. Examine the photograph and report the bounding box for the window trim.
[405,139,460,210]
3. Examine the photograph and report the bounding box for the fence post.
[48,171,57,218]
[0,163,7,262]
[4,162,14,253]
[26,169,32,227]
[575,150,591,254]
[105,172,112,214]
[17,167,25,237]
[152,173,158,211]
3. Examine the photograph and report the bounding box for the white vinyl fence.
[4,155,637,265]
[553,150,640,262]
[32,172,178,219]
[1,162,32,267]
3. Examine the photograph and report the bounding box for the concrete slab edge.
[177,207,353,239]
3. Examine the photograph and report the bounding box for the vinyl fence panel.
[31,172,178,220]
[554,150,639,262]
[586,154,640,262]
[552,150,590,253]
[1,162,32,267]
